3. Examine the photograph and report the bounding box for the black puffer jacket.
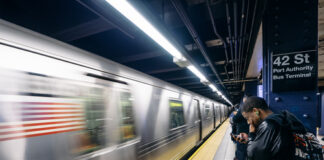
[247,111,306,160]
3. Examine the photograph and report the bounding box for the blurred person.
[240,96,309,160]
[229,104,239,142]
[231,95,250,160]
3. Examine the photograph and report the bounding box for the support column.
[244,81,258,96]
[262,0,319,133]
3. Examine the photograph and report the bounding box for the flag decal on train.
[0,97,85,141]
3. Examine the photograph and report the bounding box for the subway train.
[0,20,231,160]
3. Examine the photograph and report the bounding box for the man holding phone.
[231,95,250,160]
[240,96,306,160]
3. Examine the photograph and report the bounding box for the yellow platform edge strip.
[188,119,230,160]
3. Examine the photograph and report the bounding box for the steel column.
[263,0,319,133]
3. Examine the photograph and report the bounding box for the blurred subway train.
[0,20,232,160]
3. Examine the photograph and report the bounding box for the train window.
[169,100,185,129]
[205,104,211,118]
[193,100,199,120]
[74,87,107,154]
[119,92,136,142]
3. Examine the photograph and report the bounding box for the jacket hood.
[265,110,307,133]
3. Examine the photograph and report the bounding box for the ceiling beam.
[115,50,166,63]
[192,88,213,92]
[186,85,208,89]
[146,67,184,74]
[164,74,216,81]
[165,76,197,81]
[220,71,233,75]
[217,78,258,84]
[200,60,234,67]
[53,18,114,42]
[178,81,202,86]
[75,0,134,38]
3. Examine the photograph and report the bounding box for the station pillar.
[262,0,319,133]
[244,81,258,97]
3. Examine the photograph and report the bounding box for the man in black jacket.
[239,96,307,160]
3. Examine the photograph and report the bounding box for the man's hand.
[237,133,248,144]
[249,124,256,133]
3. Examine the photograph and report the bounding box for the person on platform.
[231,95,250,160]
[229,104,239,142]
[239,96,307,160]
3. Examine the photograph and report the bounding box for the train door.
[224,105,226,120]
[221,105,224,122]
[219,105,222,122]
[193,99,202,143]
[216,104,220,127]
[223,105,226,120]
[212,103,216,129]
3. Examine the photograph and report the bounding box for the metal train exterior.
[0,20,230,160]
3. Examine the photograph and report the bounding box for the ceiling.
[0,0,266,104]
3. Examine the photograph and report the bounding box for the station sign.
[271,50,317,92]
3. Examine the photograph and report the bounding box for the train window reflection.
[205,105,211,119]
[74,88,107,154]
[169,100,185,129]
[193,100,199,120]
[119,92,136,142]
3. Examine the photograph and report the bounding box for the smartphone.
[239,138,247,143]
[231,133,247,143]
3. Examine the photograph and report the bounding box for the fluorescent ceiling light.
[104,0,232,105]
[187,65,207,82]
[105,0,184,60]
[208,84,216,92]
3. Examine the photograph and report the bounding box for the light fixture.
[187,65,208,82]
[208,84,217,92]
[104,0,233,105]
[105,0,184,60]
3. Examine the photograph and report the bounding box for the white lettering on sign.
[294,53,310,64]
[273,53,311,66]
[271,50,316,92]
[285,73,312,79]
[273,68,285,73]
[273,75,284,80]
[285,65,313,72]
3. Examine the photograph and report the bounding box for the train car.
[213,104,221,128]
[200,101,213,139]
[0,20,229,160]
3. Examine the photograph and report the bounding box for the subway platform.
[189,119,235,160]
[190,119,324,160]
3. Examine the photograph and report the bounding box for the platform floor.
[189,120,235,160]
[213,124,236,160]
[188,119,324,160]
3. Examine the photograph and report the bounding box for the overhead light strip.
[187,65,207,82]
[105,0,232,106]
[105,0,184,60]
[208,84,217,91]
[188,65,232,105]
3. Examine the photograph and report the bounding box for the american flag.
[0,97,85,141]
